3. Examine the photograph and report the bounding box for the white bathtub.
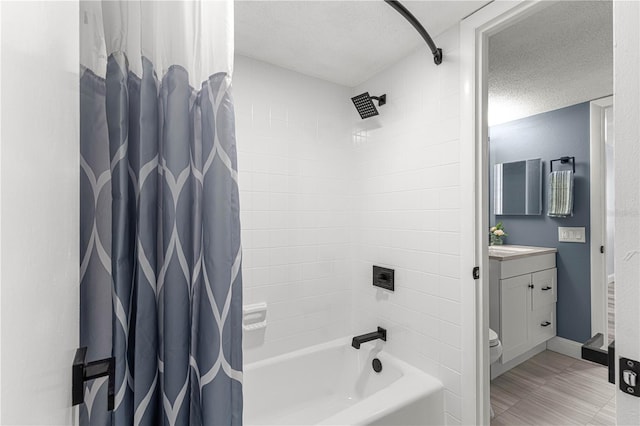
[243,337,444,425]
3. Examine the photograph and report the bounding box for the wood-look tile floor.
[491,350,615,425]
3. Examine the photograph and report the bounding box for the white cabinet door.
[1,2,79,424]
[500,274,532,363]
[530,306,556,347]
[532,268,557,310]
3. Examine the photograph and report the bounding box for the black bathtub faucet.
[352,327,387,349]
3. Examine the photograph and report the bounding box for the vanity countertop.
[488,245,557,261]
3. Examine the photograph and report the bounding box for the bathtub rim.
[243,336,445,425]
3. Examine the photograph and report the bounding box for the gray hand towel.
[547,170,574,217]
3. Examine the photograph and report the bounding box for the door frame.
[460,1,559,423]
[590,95,614,343]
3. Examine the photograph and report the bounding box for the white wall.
[235,28,465,424]
[351,27,464,426]
[0,1,79,424]
[0,4,4,419]
[614,1,640,424]
[234,56,355,363]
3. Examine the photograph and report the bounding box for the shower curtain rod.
[384,0,443,65]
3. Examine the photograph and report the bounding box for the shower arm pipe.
[384,0,443,65]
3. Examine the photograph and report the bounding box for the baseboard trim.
[546,336,583,360]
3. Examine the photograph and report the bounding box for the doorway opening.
[462,1,616,424]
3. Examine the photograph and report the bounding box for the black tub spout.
[352,327,387,349]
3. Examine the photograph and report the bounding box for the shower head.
[351,92,387,119]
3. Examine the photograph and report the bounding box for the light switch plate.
[558,226,586,243]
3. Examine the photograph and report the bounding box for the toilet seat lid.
[489,329,500,346]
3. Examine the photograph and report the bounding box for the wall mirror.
[494,158,542,215]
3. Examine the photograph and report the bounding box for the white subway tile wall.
[235,25,463,424]
[234,56,355,364]
[350,26,464,425]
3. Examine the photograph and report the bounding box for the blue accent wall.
[489,102,591,344]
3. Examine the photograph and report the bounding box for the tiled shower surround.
[235,26,463,425]
[234,55,355,363]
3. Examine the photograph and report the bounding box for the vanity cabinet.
[489,247,557,364]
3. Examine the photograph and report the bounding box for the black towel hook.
[72,347,115,411]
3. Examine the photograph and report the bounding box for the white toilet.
[489,328,503,418]
[489,328,502,364]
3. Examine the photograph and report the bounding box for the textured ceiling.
[235,0,490,87]
[488,1,613,125]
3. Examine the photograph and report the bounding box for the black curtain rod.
[384,0,443,65]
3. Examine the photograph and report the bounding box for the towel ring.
[550,156,575,173]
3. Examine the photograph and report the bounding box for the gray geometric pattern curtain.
[80,52,243,425]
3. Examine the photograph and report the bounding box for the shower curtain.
[79,2,242,425]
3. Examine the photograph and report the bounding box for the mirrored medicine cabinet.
[493,158,542,216]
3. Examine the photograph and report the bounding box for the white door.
[463,1,640,424]
[500,274,531,363]
[590,96,614,343]
[531,268,557,310]
[612,2,640,423]
[1,1,79,424]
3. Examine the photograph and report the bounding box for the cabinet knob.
[528,284,534,289]
[541,321,551,327]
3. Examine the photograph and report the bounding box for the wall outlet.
[558,226,586,243]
